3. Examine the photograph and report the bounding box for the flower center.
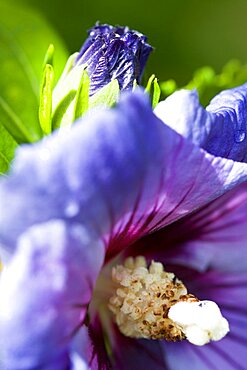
[108,256,229,346]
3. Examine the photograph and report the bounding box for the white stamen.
[168,300,230,346]
[109,256,230,346]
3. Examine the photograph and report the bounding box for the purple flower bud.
[75,23,153,95]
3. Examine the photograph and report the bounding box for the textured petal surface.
[1,91,247,260]
[75,24,152,95]
[0,221,104,369]
[154,84,247,161]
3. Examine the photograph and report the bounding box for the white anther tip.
[168,300,230,346]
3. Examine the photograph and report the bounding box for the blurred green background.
[6,0,247,84]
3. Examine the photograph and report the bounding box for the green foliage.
[0,1,68,174]
[160,80,177,97]
[0,125,17,175]
[160,60,247,106]
[46,56,119,130]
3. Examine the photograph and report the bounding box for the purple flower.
[0,86,247,369]
[74,23,152,95]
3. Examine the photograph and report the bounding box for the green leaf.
[0,0,68,172]
[0,96,35,143]
[73,69,90,121]
[89,80,120,109]
[0,125,17,175]
[39,63,54,135]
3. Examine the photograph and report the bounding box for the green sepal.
[52,90,76,130]
[89,79,120,109]
[152,78,161,108]
[145,74,155,93]
[57,52,79,83]
[73,69,90,121]
[145,74,161,108]
[39,63,54,135]
[43,44,54,68]
[52,60,85,127]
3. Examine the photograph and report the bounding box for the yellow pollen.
[108,256,198,341]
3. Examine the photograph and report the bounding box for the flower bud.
[51,23,152,128]
[75,23,153,95]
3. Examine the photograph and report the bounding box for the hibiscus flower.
[0,83,247,369]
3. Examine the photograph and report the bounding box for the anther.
[108,256,229,345]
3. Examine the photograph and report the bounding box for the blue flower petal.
[155,83,247,162]
[71,327,95,370]
[0,221,104,369]
[1,90,247,258]
[153,182,247,273]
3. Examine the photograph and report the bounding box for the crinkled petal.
[1,91,247,260]
[0,220,104,369]
[162,270,247,370]
[75,24,152,95]
[154,84,247,162]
